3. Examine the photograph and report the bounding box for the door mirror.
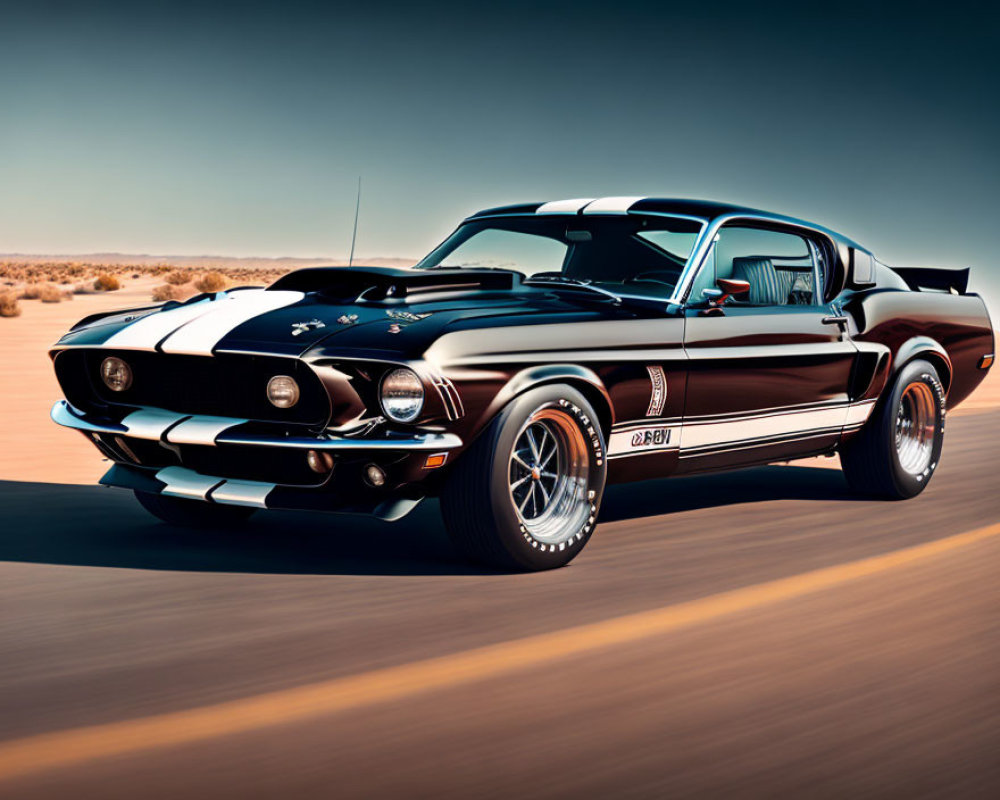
[703,278,750,308]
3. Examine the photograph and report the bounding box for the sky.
[1,0,998,303]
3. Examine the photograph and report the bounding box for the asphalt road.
[1,411,998,798]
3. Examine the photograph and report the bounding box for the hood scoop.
[269,266,517,302]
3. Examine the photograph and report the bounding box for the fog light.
[100,356,132,392]
[267,375,300,408]
[306,450,334,474]
[365,464,386,487]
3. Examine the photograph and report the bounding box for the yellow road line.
[2,521,999,781]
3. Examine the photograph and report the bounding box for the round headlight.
[266,375,300,408]
[380,368,424,423]
[100,356,132,392]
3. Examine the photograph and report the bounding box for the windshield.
[415,214,704,297]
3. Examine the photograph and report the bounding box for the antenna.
[348,176,361,267]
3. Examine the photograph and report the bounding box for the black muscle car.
[51,198,995,570]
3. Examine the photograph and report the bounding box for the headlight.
[266,375,300,408]
[100,356,132,392]
[380,368,424,423]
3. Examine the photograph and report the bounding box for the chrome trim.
[209,478,274,508]
[51,401,127,434]
[669,211,857,304]
[155,466,222,500]
[215,429,463,451]
[166,415,247,446]
[120,408,188,440]
[51,401,463,451]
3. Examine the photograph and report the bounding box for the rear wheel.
[134,490,256,528]
[840,358,945,499]
[440,385,607,571]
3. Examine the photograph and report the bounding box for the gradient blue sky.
[1,1,997,297]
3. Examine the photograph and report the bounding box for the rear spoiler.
[890,266,970,295]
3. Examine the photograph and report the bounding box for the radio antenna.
[348,176,361,267]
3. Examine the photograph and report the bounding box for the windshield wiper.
[523,274,623,306]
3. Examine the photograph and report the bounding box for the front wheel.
[134,490,257,528]
[840,358,946,499]
[440,385,607,571]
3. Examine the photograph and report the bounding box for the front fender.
[482,364,614,434]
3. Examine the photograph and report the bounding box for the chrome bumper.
[51,400,463,452]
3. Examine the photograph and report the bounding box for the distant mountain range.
[0,253,416,269]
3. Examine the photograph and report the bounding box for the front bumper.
[52,400,462,452]
[52,400,462,518]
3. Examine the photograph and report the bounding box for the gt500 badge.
[631,427,671,448]
[607,423,678,458]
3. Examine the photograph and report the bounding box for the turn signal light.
[423,453,448,469]
[979,354,994,370]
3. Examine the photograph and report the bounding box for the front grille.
[55,350,331,427]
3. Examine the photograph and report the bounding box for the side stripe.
[608,399,878,461]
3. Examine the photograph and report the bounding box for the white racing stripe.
[535,198,596,215]
[159,290,304,356]
[103,297,221,350]
[581,196,646,214]
[680,404,850,451]
[609,400,879,460]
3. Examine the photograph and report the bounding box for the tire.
[840,358,946,499]
[134,490,256,528]
[440,385,608,571]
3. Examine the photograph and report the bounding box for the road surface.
[1,411,998,797]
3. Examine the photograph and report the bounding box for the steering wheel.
[625,270,676,287]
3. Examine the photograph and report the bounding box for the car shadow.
[0,464,857,576]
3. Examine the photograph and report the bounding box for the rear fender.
[893,336,953,393]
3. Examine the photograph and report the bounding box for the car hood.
[54,268,609,358]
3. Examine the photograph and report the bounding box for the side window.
[696,226,821,306]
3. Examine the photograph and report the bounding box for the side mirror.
[701,278,750,308]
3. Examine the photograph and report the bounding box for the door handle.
[822,315,849,327]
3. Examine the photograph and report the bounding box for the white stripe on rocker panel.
[679,404,851,450]
[581,196,646,214]
[103,297,221,350]
[159,290,304,356]
[535,198,596,215]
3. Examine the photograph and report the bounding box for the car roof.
[466,197,864,251]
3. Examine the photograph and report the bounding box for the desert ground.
[0,267,998,797]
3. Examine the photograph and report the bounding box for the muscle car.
[51,198,995,570]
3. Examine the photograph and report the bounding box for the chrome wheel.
[895,382,936,475]
[508,406,591,545]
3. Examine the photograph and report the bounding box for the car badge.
[386,310,431,323]
[337,314,359,325]
[646,365,667,416]
[387,323,403,334]
[291,319,326,336]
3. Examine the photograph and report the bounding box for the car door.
[678,221,859,472]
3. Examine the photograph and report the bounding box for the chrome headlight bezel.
[379,367,425,423]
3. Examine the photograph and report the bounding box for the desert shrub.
[0,290,21,317]
[39,284,65,303]
[194,271,227,293]
[73,283,96,295]
[165,270,191,285]
[20,283,43,300]
[94,273,121,291]
[151,284,180,302]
